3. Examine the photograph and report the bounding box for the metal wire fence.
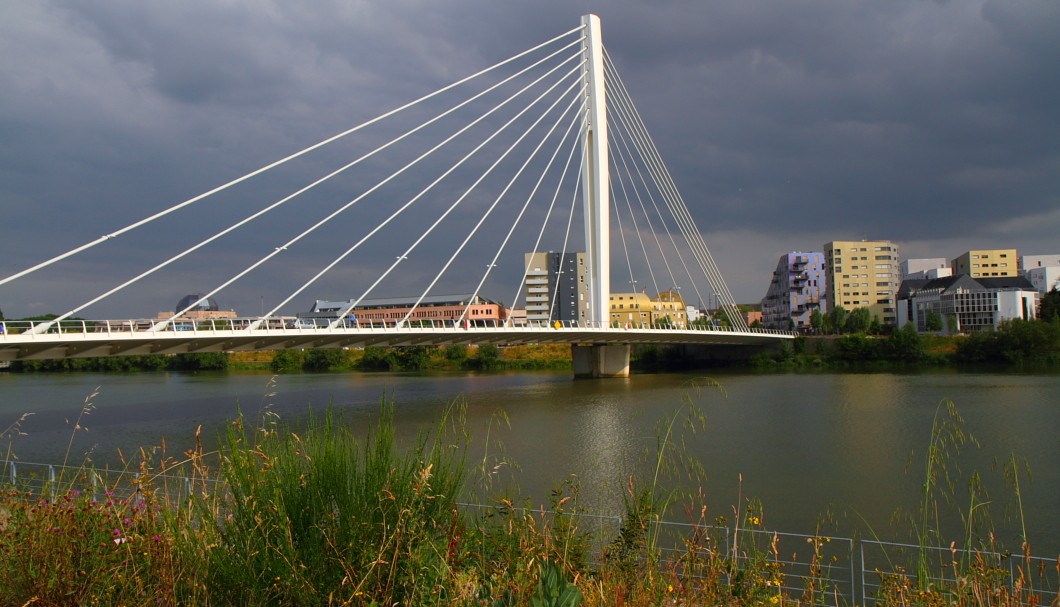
[3,460,1057,605]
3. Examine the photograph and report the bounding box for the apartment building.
[1020,254,1060,272]
[760,252,826,331]
[897,275,1038,333]
[522,251,589,324]
[823,240,900,325]
[951,249,1018,278]
[609,290,688,327]
[901,258,950,279]
[1025,266,1060,295]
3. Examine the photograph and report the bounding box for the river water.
[0,369,1057,553]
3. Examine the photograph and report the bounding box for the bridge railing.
[0,317,796,338]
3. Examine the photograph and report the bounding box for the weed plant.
[0,384,1057,606]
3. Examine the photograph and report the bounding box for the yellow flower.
[667,584,674,593]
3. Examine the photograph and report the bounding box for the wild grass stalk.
[0,382,1054,606]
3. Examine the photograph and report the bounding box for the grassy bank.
[1,397,1054,606]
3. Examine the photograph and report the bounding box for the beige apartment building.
[951,249,1018,278]
[609,290,688,327]
[823,240,901,325]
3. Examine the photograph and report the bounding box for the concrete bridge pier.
[571,343,630,378]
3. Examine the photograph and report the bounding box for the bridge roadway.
[0,318,793,363]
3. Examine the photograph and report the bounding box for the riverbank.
[2,402,1055,606]
[6,317,1058,375]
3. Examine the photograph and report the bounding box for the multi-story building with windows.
[823,239,900,325]
[760,252,826,332]
[1025,267,1060,295]
[609,290,688,327]
[897,275,1038,333]
[298,295,506,327]
[1020,254,1060,273]
[901,258,950,279]
[951,249,1018,278]
[522,251,589,324]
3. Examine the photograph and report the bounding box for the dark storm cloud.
[1,0,1057,315]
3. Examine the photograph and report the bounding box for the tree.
[827,306,847,335]
[358,347,396,371]
[396,346,431,371]
[474,344,501,370]
[1040,287,1060,324]
[809,309,822,334]
[444,344,468,363]
[888,322,924,362]
[303,348,349,372]
[271,349,305,373]
[845,307,872,334]
[924,309,943,332]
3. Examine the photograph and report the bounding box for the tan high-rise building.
[951,249,1018,278]
[823,240,900,325]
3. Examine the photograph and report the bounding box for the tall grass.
[0,384,1056,606]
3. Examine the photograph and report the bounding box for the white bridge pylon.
[0,15,784,367]
[581,14,610,325]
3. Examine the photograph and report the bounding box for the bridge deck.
[0,320,793,361]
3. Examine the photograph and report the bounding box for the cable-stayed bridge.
[0,15,792,376]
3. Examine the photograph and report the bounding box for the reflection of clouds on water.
[1,370,1056,553]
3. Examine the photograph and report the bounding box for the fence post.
[860,541,867,607]
[49,464,56,501]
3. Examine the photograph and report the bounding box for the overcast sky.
[2,0,1058,319]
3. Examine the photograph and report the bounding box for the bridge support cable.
[604,58,726,308]
[607,80,717,315]
[608,174,643,298]
[225,55,586,329]
[607,105,706,311]
[545,154,585,324]
[0,27,585,292]
[607,109,684,297]
[454,108,586,327]
[603,50,748,329]
[400,89,587,327]
[42,44,590,334]
[325,67,587,328]
[605,53,747,329]
[609,151,664,297]
[502,138,584,327]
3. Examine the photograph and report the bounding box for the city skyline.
[2,1,1057,318]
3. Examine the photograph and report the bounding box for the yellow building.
[951,249,1018,278]
[651,289,688,327]
[609,290,687,327]
[824,240,900,325]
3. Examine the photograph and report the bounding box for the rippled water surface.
[1,369,1057,552]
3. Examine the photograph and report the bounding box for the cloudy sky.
[2,0,1058,319]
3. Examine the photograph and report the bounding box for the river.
[1,368,1057,554]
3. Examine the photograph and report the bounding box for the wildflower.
[114,537,128,545]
